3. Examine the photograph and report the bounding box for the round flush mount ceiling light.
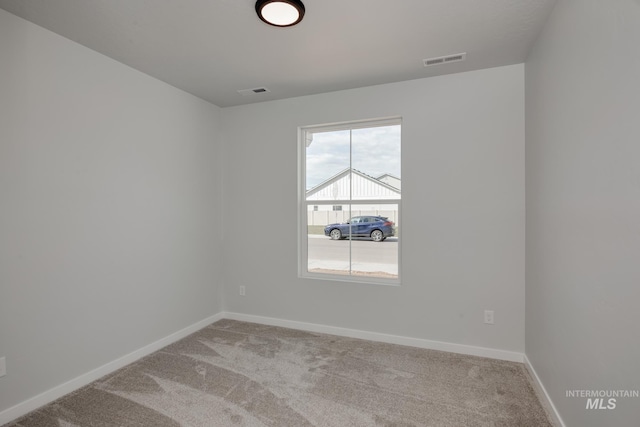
[255,0,305,27]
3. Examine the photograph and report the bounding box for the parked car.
[324,216,395,242]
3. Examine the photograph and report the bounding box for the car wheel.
[371,230,384,242]
[330,229,342,240]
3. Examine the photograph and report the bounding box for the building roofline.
[306,168,401,197]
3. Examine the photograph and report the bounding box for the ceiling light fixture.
[255,0,305,27]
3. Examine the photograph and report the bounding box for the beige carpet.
[6,320,552,426]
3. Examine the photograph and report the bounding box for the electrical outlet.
[484,310,495,325]
[0,357,6,377]
[239,286,246,296]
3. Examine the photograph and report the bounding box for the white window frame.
[298,117,402,285]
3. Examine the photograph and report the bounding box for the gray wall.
[0,9,223,412]
[525,0,640,425]
[221,64,526,353]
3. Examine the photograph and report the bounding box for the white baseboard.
[524,354,566,427]
[222,311,525,363]
[0,312,224,426]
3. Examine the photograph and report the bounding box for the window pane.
[306,204,399,279]
[307,205,351,276]
[351,125,401,191]
[305,129,350,195]
[347,204,399,279]
[301,118,401,284]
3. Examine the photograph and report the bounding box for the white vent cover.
[237,87,271,96]
[423,53,466,67]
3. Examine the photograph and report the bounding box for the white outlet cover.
[484,310,495,324]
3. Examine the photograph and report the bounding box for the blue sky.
[306,125,401,189]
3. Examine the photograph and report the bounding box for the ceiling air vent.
[423,53,466,67]
[237,87,271,96]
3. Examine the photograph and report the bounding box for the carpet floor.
[6,320,552,426]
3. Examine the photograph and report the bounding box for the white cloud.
[306,125,400,189]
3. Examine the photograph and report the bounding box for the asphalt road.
[307,235,398,264]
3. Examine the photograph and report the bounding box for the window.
[299,117,401,284]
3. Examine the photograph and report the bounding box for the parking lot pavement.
[307,259,398,276]
[307,234,398,276]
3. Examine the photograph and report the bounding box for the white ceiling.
[0,0,556,107]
